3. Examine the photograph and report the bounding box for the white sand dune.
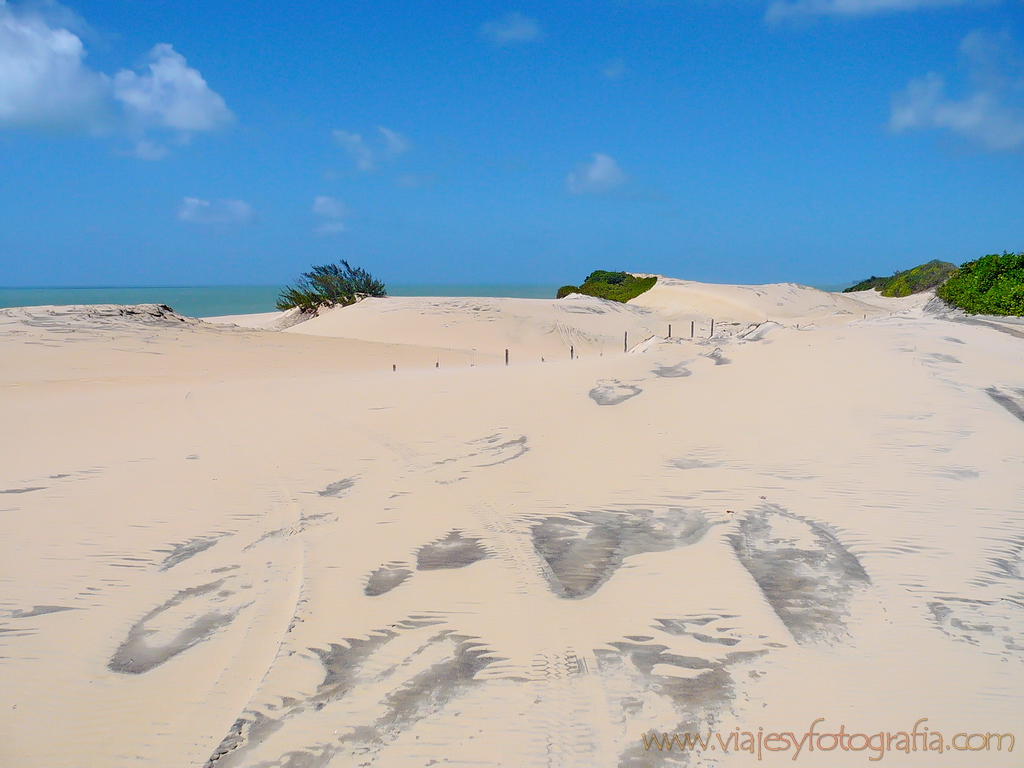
[2,283,1023,767]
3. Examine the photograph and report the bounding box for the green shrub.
[277,260,387,312]
[556,271,657,303]
[844,259,956,297]
[937,252,1024,316]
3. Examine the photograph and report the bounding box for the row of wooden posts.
[392,319,717,371]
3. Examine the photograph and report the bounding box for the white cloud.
[0,1,109,129]
[0,4,231,155]
[312,195,348,219]
[891,31,1024,152]
[332,126,409,170]
[312,195,349,234]
[566,153,628,195]
[480,12,541,45]
[766,0,978,21]
[378,126,409,155]
[178,197,254,225]
[332,130,374,170]
[113,44,233,132]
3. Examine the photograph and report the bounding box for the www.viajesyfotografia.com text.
[641,718,1014,760]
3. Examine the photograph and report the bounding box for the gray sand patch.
[471,434,528,467]
[943,336,965,344]
[431,433,529,478]
[416,530,489,570]
[728,505,870,644]
[318,476,356,497]
[109,580,238,674]
[600,639,767,768]
[935,467,980,480]
[158,537,219,570]
[532,508,708,599]
[738,321,782,342]
[0,487,44,494]
[669,458,721,470]
[377,631,495,729]
[653,362,692,378]
[928,597,1024,661]
[703,348,731,365]
[364,563,413,596]
[986,386,1024,424]
[589,379,643,405]
[10,605,76,618]
[205,620,487,768]
[927,352,962,364]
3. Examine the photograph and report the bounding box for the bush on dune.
[843,259,956,297]
[277,260,387,312]
[937,252,1024,316]
[557,270,657,303]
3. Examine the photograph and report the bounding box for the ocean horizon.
[0,280,856,318]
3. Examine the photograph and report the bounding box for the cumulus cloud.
[566,153,628,194]
[891,31,1024,152]
[480,12,541,45]
[0,1,110,129]
[766,0,979,21]
[177,197,255,225]
[0,3,231,156]
[332,126,409,170]
[312,195,349,234]
[113,44,233,133]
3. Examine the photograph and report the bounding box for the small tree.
[277,260,387,312]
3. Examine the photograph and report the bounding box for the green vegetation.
[843,259,956,297]
[276,260,386,312]
[556,270,657,303]
[937,252,1024,316]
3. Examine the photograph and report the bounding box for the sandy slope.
[2,283,1023,767]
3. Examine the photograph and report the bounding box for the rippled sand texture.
[2,286,1023,767]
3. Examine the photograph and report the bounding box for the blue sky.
[1,0,1022,287]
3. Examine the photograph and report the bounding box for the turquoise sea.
[0,284,563,318]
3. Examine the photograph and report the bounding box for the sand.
[1,284,1022,767]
